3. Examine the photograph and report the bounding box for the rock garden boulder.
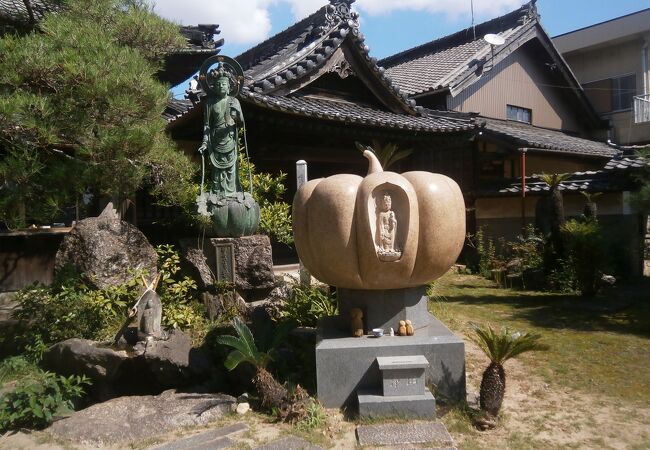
[43,330,214,400]
[55,203,157,289]
[48,389,236,446]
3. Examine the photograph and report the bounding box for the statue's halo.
[198,55,244,97]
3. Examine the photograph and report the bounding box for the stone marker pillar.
[296,160,311,286]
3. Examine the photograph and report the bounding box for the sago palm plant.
[216,317,287,411]
[538,172,570,255]
[469,323,548,417]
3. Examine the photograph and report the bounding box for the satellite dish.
[484,34,505,46]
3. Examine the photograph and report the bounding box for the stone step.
[357,388,435,419]
[377,355,428,397]
[377,355,429,371]
[356,421,453,447]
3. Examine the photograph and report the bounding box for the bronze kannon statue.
[198,69,243,197]
[196,55,259,237]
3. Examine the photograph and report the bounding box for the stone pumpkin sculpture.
[293,150,465,290]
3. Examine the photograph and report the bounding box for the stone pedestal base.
[179,235,274,295]
[208,235,274,290]
[316,313,465,409]
[337,286,429,332]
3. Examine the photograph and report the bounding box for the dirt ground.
[447,339,650,450]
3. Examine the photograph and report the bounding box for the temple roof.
[164,93,477,133]
[234,0,416,115]
[166,1,490,134]
[481,117,617,158]
[159,25,223,86]
[0,0,60,30]
[379,1,601,126]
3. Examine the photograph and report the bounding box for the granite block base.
[316,316,465,408]
[337,286,429,331]
[357,389,436,419]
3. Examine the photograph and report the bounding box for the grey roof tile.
[482,171,633,197]
[164,92,478,133]
[380,1,536,95]
[478,154,647,197]
[240,91,476,132]
[233,1,415,114]
[481,117,617,158]
[604,155,647,171]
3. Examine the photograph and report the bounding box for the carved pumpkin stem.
[363,150,384,175]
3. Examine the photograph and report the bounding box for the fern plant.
[469,323,548,417]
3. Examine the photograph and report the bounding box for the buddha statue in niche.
[376,193,401,262]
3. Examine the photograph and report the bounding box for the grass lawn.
[429,272,650,449]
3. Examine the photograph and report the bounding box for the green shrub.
[12,245,209,349]
[0,371,90,432]
[469,227,505,279]
[279,280,337,328]
[509,224,545,271]
[260,202,293,246]
[0,356,40,384]
[155,244,206,333]
[544,258,576,293]
[295,398,326,431]
[13,273,137,349]
[561,219,605,297]
[11,244,211,351]
[238,152,293,245]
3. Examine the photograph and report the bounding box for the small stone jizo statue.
[405,319,414,336]
[129,274,163,340]
[350,307,364,337]
[398,320,407,336]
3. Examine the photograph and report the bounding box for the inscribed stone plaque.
[214,242,235,283]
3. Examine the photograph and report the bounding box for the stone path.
[1,418,456,449]
[252,436,324,450]
[356,421,454,448]
[150,423,248,450]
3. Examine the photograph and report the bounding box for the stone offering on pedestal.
[293,148,467,417]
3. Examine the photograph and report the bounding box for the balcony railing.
[635,94,650,123]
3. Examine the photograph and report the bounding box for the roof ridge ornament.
[325,0,359,29]
[521,0,539,25]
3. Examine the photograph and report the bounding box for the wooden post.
[520,148,527,231]
[296,160,311,286]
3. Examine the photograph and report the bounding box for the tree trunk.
[583,202,597,220]
[479,362,506,417]
[253,367,287,412]
[550,186,565,256]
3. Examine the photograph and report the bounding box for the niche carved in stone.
[375,193,402,262]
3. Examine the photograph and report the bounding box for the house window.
[583,74,636,113]
[506,105,532,124]
[612,74,636,111]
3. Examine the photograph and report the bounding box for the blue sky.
[158,0,649,93]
